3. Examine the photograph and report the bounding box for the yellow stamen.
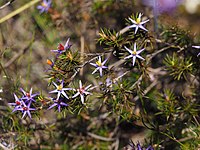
[57,84,63,91]
[96,61,102,66]
[136,17,141,24]
[41,2,47,8]
[132,51,137,55]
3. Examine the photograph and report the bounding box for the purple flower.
[49,80,72,100]
[48,98,68,112]
[137,142,154,150]
[125,141,154,150]
[8,94,23,112]
[72,80,94,104]
[51,38,71,55]
[90,56,108,77]
[128,13,149,34]
[137,142,142,150]
[37,0,52,13]
[20,88,39,104]
[142,0,182,14]
[16,101,36,119]
[124,43,145,66]
[192,46,200,57]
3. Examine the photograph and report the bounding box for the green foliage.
[163,53,193,80]
[161,26,192,47]
[98,28,123,47]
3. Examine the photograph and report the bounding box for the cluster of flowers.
[8,88,39,119]
[48,79,94,110]
[8,8,150,119]
[8,80,94,119]
[90,13,150,75]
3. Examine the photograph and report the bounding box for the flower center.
[41,2,48,8]
[132,50,137,55]
[26,93,30,98]
[23,107,28,111]
[58,44,65,51]
[57,84,63,91]
[16,101,21,105]
[96,61,102,67]
[79,87,85,94]
[136,18,141,24]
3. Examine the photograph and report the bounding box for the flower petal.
[124,46,133,54]
[79,80,82,88]
[132,56,136,66]
[134,26,139,34]
[49,89,58,94]
[138,24,148,32]
[80,95,85,104]
[128,17,137,24]
[48,103,57,110]
[124,55,133,59]
[92,67,99,74]
[136,48,145,55]
[72,92,80,98]
[140,19,149,25]
[136,55,145,60]
[61,91,69,99]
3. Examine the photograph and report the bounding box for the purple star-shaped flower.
[124,43,145,66]
[125,140,154,150]
[8,94,23,112]
[128,13,149,34]
[72,80,94,104]
[51,38,71,55]
[49,80,72,100]
[20,88,39,104]
[48,98,68,112]
[16,101,36,119]
[37,0,52,13]
[137,142,154,150]
[90,56,108,77]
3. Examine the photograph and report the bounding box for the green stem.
[160,131,186,148]
[0,62,10,84]
[0,0,41,24]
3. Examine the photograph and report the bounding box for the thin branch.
[133,80,157,101]
[87,132,115,142]
[113,70,130,83]
[80,36,84,76]
[4,39,34,68]
[130,74,143,90]
[0,0,40,24]
[0,0,16,10]
[160,131,185,148]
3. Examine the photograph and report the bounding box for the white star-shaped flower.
[90,56,108,77]
[72,80,94,104]
[49,80,72,100]
[128,13,149,34]
[124,43,145,66]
